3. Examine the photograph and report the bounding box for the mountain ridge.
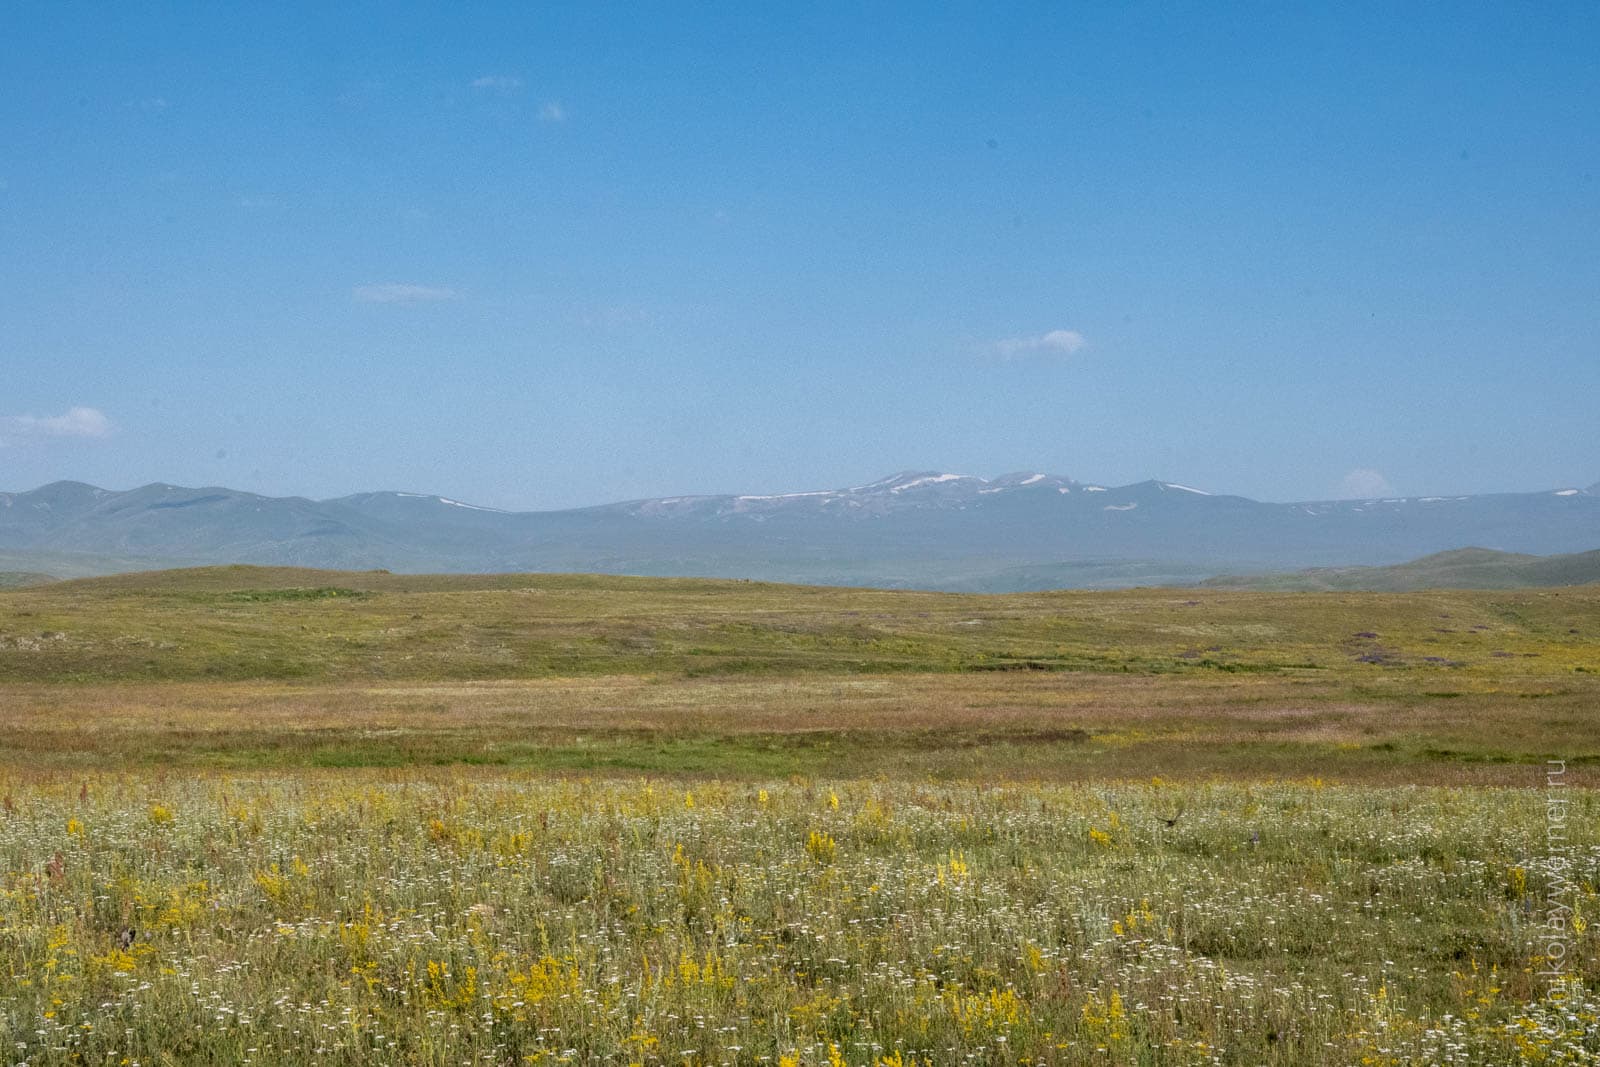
[3,472,1597,591]
[10,470,1595,514]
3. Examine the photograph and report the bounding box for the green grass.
[2,565,1598,782]
[2,564,1597,684]
[220,586,369,603]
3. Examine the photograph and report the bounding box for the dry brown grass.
[2,670,1592,785]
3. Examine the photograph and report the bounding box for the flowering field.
[1,774,1596,1065]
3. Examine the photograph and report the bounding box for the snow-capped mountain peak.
[4,471,1599,591]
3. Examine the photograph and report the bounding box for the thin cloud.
[471,75,523,92]
[352,283,458,305]
[991,329,1087,359]
[538,100,567,122]
[1337,468,1395,499]
[0,406,114,443]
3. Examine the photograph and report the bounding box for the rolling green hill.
[4,563,1598,781]
[1203,546,1600,591]
[4,562,1597,684]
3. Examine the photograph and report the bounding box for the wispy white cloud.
[1337,468,1395,499]
[990,329,1087,359]
[352,283,458,305]
[538,100,566,122]
[0,406,114,444]
[471,74,523,92]
[127,96,170,112]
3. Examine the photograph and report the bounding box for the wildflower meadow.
[1,776,1596,1065]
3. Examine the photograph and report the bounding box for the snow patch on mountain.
[737,490,837,501]
[391,491,503,512]
[889,473,974,492]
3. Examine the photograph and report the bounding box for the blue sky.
[2,3,1596,509]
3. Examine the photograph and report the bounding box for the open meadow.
[1,568,1597,1064]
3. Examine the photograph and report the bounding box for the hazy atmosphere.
[4,9,1600,1067]
[4,3,1597,509]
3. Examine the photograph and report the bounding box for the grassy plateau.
[0,566,1596,1064]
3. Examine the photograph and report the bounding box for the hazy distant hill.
[0,571,56,589]
[2,472,1597,591]
[1202,547,1600,591]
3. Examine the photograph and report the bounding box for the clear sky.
[2,3,1596,509]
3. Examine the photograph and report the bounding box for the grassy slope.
[6,563,1599,681]
[1204,545,1600,591]
[2,565,1598,780]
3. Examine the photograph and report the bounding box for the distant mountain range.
[2,472,1598,591]
[0,570,54,589]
